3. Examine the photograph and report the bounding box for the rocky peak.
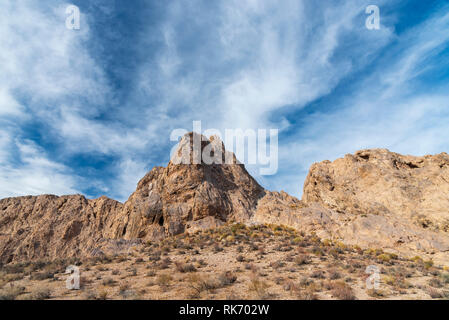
[114,132,265,241]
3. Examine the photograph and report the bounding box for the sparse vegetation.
[0,223,443,300]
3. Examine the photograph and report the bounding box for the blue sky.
[1,0,448,202]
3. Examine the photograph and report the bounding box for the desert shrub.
[156,273,172,288]
[367,289,386,298]
[111,269,120,276]
[428,278,443,288]
[97,290,108,300]
[274,277,284,285]
[0,272,24,282]
[283,280,299,292]
[249,243,259,251]
[129,267,137,276]
[175,262,197,273]
[2,263,26,274]
[299,277,313,288]
[149,251,161,262]
[146,270,156,277]
[83,290,98,300]
[440,273,449,284]
[197,259,207,267]
[311,270,325,279]
[330,282,356,300]
[248,276,270,299]
[295,254,311,266]
[377,254,392,263]
[96,266,108,272]
[328,269,341,280]
[424,260,434,269]
[115,255,127,263]
[0,285,25,300]
[312,247,325,256]
[158,257,171,269]
[236,255,245,262]
[186,274,220,298]
[102,278,117,286]
[269,261,285,269]
[30,271,54,281]
[377,252,398,264]
[427,287,443,299]
[297,288,319,300]
[160,244,170,252]
[30,287,51,300]
[217,271,237,286]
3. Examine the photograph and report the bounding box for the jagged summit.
[116,132,265,241]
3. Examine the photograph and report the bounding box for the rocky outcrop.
[1,136,449,265]
[299,149,449,263]
[0,195,124,263]
[112,132,265,241]
[303,149,449,231]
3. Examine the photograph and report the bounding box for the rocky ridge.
[0,133,448,265]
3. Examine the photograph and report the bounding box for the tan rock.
[300,149,449,262]
[0,194,123,263]
[1,139,449,265]
[113,132,264,241]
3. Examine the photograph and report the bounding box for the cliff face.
[299,149,449,262]
[0,195,123,263]
[303,149,449,231]
[111,133,264,242]
[1,134,448,264]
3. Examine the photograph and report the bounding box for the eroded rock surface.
[0,195,123,263]
[299,149,449,262]
[114,133,265,241]
[1,138,448,265]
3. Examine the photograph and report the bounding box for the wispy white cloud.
[1,0,447,202]
[0,137,79,197]
[0,0,109,197]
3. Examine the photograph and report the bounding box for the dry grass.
[0,223,446,300]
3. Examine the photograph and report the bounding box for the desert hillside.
[1,224,448,300]
[0,132,448,300]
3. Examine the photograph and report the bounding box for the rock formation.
[110,132,264,241]
[0,195,124,263]
[0,134,448,265]
[0,133,265,263]
[303,149,449,231]
[300,149,449,263]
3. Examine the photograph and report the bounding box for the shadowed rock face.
[1,136,448,264]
